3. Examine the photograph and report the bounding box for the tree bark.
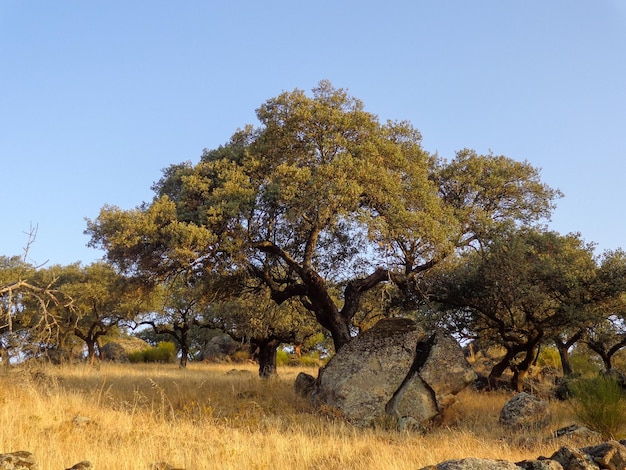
[554,330,583,376]
[556,343,573,376]
[256,338,280,379]
[179,330,189,368]
[511,342,539,392]
[488,347,517,389]
[85,339,97,364]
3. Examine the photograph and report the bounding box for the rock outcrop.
[0,451,37,470]
[499,392,551,429]
[100,337,150,362]
[300,318,476,427]
[422,440,626,470]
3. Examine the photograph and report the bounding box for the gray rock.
[499,392,551,429]
[203,334,239,361]
[225,369,254,377]
[151,463,185,470]
[516,459,564,470]
[0,451,37,469]
[311,318,475,427]
[549,446,599,470]
[100,338,149,362]
[294,372,316,397]
[551,424,601,446]
[65,462,92,470]
[421,457,520,469]
[71,415,94,427]
[581,440,626,469]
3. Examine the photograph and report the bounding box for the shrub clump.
[569,373,626,439]
[128,341,177,363]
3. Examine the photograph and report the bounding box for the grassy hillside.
[0,362,595,469]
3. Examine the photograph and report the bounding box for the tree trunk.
[86,338,97,364]
[554,330,583,376]
[511,344,538,392]
[256,338,280,379]
[488,347,517,389]
[556,342,574,376]
[587,341,613,371]
[96,336,104,360]
[179,333,189,369]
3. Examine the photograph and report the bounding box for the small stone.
[65,461,93,470]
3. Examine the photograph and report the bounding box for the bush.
[569,374,626,439]
[570,351,602,377]
[127,341,177,363]
[231,350,251,363]
[536,346,561,370]
[276,349,290,367]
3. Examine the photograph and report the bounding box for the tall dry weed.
[0,362,599,469]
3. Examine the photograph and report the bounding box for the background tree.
[0,252,69,363]
[52,262,153,362]
[206,287,323,377]
[86,81,561,352]
[583,249,626,371]
[424,229,600,390]
[135,271,228,368]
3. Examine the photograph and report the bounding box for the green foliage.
[86,81,564,353]
[570,351,602,377]
[276,349,290,367]
[299,353,323,367]
[127,341,177,363]
[569,374,626,439]
[231,350,251,363]
[536,346,562,370]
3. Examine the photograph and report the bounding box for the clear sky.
[1,1,625,267]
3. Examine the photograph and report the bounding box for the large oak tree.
[86,81,560,351]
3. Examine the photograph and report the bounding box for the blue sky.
[1,1,625,266]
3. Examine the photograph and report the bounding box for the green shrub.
[127,350,145,363]
[147,341,177,363]
[126,341,177,363]
[569,374,626,439]
[231,350,251,363]
[536,346,561,370]
[276,349,290,367]
[570,351,602,377]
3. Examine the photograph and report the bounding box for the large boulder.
[421,458,520,470]
[201,334,239,362]
[100,337,150,362]
[499,392,551,429]
[308,318,476,427]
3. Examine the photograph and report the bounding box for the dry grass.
[0,362,598,470]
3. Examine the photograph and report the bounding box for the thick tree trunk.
[556,342,574,376]
[587,341,613,371]
[488,348,517,389]
[96,336,104,360]
[256,339,280,379]
[511,344,538,392]
[86,338,97,364]
[179,335,189,369]
[554,331,583,376]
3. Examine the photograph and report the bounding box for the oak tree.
[87,81,560,351]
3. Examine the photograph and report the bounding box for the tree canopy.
[86,80,562,351]
[422,229,616,389]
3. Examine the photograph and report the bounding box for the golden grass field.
[0,362,598,470]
